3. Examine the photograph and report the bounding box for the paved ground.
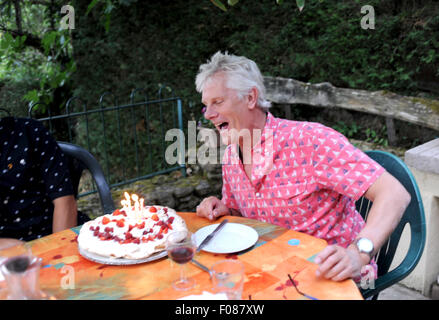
[378,284,431,300]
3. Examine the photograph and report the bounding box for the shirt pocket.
[267,178,307,203]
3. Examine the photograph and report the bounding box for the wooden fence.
[264,76,439,144]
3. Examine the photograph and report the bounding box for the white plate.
[78,246,168,265]
[195,223,259,254]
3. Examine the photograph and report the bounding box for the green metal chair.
[355,150,426,300]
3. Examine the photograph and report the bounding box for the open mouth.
[217,122,229,131]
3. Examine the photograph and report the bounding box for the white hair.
[195,51,272,111]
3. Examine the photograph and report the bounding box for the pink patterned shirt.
[221,112,385,247]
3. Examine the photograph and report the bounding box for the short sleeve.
[27,120,74,201]
[311,125,385,200]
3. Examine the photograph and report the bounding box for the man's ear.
[247,87,259,110]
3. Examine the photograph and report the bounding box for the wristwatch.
[355,237,374,259]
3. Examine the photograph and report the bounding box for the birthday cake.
[77,192,187,260]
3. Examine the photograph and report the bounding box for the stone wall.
[139,168,222,212]
[396,139,439,297]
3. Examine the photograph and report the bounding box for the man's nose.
[203,105,216,120]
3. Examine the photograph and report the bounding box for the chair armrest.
[361,265,412,298]
[360,233,425,298]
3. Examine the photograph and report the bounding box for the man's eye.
[215,100,223,105]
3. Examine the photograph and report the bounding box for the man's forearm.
[356,193,408,257]
[358,172,411,257]
[52,195,78,233]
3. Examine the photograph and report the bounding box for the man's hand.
[314,244,368,281]
[196,196,230,221]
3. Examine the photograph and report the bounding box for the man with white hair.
[195,51,411,282]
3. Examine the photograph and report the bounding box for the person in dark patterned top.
[0,117,86,241]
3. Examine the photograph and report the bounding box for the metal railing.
[29,87,186,197]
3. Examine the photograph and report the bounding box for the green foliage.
[209,0,306,12]
[210,0,228,12]
[332,121,360,139]
[85,0,139,32]
[20,30,76,108]
[0,1,76,115]
[332,120,388,147]
[365,127,388,147]
[226,0,438,96]
[0,33,27,78]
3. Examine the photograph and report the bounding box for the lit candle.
[132,194,139,210]
[140,198,145,216]
[124,192,131,213]
[133,193,146,220]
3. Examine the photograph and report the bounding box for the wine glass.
[166,230,196,291]
[0,238,40,300]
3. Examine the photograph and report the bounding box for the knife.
[191,258,211,275]
[196,219,228,253]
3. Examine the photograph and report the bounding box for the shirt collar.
[229,112,280,190]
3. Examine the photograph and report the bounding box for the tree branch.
[13,0,22,33]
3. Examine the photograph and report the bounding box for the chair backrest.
[0,108,11,117]
[356,150,426,299]
[57,141,116,215]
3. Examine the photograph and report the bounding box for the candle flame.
[124,191,131,204]
[120,192,145,219]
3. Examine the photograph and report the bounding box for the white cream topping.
[78,205,187,259]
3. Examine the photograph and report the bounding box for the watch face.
[358,238,374,253]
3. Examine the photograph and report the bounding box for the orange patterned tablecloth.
[28,212,363,300]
